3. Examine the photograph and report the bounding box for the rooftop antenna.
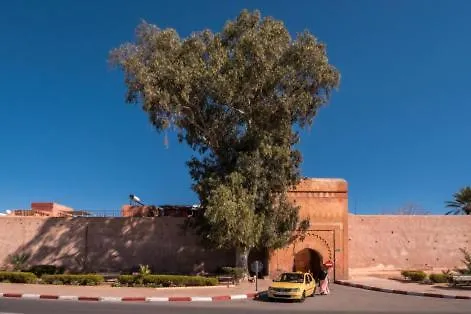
[129,194,145,206]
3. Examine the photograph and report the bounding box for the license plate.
[275,292,293,296]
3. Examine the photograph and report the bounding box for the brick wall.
[0,217,233,274]
[30,202,73,216]
[349,215,471,274]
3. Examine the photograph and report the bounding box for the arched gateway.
[293,248,323,279]
[268,178,349,280]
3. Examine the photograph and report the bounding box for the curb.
[0,292,258,303]
[334,280,471,300]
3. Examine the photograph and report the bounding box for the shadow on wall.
[2,217,233,274]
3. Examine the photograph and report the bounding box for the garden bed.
[116,274,218,288]
[0,272,104,286]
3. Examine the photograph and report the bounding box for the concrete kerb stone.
[0,292,259,303]
[335,280,471,300]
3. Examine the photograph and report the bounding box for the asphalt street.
[0,285,469,314]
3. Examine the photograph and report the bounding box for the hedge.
[117,275,218,287]
[0,271,37,283]
[28,265,65,277]
[41,274,104,286]
[116,275,135,285]
[401,270,427,282]
[429,273,450,283]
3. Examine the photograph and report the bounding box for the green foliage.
[0,271,37,283]
[401,270,427,282]
[9,253,30,271]
[457,248,471,275]
[220,267,245,281]
[28,265,65,277]
[139,264,151,276]
[429,273,450,283]
[117,275,135,286]
[400,270,411,278]
[41,274,104,286]
[117,275,218,287]
[445,186,471,215]
[110,9,339,270]
[200,172,262,250]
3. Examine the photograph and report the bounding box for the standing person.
[319,264,330,295]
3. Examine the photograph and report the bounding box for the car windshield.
[279,273,304,283]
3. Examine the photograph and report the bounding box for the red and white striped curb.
[0,292,257,302]
[335,280,471,300]
[0,293,257,302]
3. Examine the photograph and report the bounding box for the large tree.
[445,186,471,215]
[110,10,340,271]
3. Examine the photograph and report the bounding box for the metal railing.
[4,209,123,218]
[62,210,123,217]
[4,209,198,218]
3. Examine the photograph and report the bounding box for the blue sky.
[1,0,470,214]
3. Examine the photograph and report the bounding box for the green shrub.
[457,248,471,275]
[117,275,136,286]
[117,274,218,287]
[0,271,37,283]
[28,265,65,277]
[400,270,411,278]
[220,267,245,281]
[401,270,427,282]
[41,274,104,286]
[429,273,449,283]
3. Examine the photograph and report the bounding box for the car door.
[306,274,316,295]
[305,273,314,295]
[309,273,316,294]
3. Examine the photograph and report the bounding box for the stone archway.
[268,178,349,280]
[293,248,323,280]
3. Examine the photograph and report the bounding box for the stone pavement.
[0,280,270,302]
[336,276,471,299]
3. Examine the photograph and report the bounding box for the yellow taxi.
[267,272,316,301]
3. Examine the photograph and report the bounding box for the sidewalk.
[0,280,269,302]
[335,276,471,299]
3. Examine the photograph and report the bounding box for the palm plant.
[10,253,30,271]
[139,264,151,276]
[445,186,471,215]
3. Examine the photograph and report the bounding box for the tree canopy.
[445,186,471,215]
[110,9,340,270]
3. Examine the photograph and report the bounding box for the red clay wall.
[349,215,471,274]
[0,217,233,274]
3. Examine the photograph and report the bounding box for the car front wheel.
[300,291,306,302]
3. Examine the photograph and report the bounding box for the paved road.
[0,285,469,314]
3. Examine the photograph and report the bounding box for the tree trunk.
[235,246,250,277]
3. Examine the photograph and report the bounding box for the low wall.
[0,217,233,274]
[349,215,471,274]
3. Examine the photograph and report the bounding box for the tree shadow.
[432,285,471,291]
[2,217,233,275]
[388,278,432,285]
